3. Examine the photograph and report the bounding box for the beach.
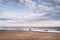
[0,30,60,40]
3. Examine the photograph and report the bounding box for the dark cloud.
[0,18,12,20]
[37,0,60,21]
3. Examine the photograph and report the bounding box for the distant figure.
[44,30,48,31]
[29,29,31,31]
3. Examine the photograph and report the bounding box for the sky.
[0,0,60,27]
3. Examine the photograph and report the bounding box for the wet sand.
[0,30,60,40]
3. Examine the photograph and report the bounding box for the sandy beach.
[0,30,60,40]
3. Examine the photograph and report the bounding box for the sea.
[0,27,60,33]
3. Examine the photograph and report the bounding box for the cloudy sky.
[0,0,60,27]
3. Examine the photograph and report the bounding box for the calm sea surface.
[0,27,60,31]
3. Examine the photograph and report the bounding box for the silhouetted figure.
[29,29,31,31]
[44,30,48,31]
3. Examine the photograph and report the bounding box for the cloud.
[0,0,60,22]
[0,21,60,27]
[0,18,12,20]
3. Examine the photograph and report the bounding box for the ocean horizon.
[0,27,60,33]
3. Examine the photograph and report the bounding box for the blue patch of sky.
[0,0,33,14]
